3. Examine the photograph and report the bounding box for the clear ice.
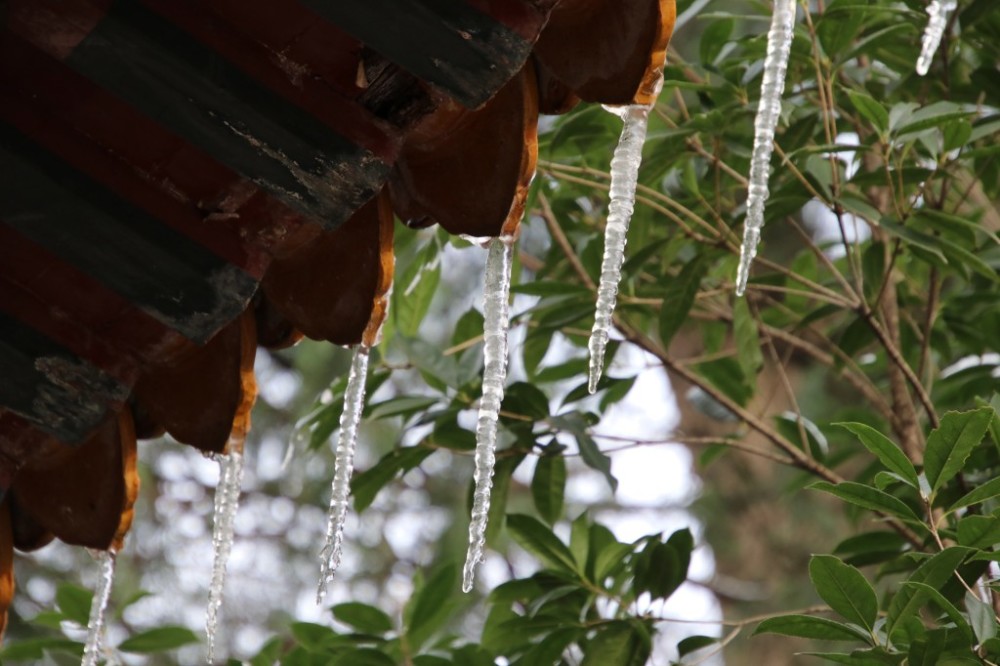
[462,235,515,592]
[916,0,957,76]
[587,102,653,393]
[735,0,797,296]
[206,446,245,663]
[317,344,370,603]
[82,550,117,666]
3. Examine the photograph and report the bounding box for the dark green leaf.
[329,649,396,666]
[956,515,1000,549]
[836,422,919,488]
[659,257,708,346]
[532,453,567,525]
[331,603,393,634]
[810,481,920,521]
[117,626,200,654]
[581,621,650,666]
[351,447,435,512]
[948,476,1000,512]
[886,547,973,637]
[754,615,871,641]
[55,584,93,627]
[677,635,718,657]
[733,298,763,380]
[924,408,994,493]
[507,514,578,574]
[809,555,878,632]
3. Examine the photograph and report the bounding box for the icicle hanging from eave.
[82,550,117,666]
[735,0,797,296]
[916,0,957,76]
[586,91,658,394]
[462,234,516,593]
[317,344,371,603]
[205,444,246,663]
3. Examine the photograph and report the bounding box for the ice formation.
[317,344,371,603]
[587,102,654,392]
[735,0,797,296]
[916,0,957,76]
[205,446,245,663]
[462,235,515,592]
[82,550,117,666]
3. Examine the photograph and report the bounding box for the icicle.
[205,445,245,664]
[916,0,956,76]
[316,344,371,603]
[587,102,653,393]
[735,0,797,297]
[82,550,117,666]
[462,235,515,593]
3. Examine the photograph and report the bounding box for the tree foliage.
[4,0,1000,663]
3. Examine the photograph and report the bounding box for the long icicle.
[82,550,117,666]
[317,344,370,603]
[462,235,515,592]
[735,0,797,296]
[587,102,653,393]
[206,444,245,664]
[916,0,956,76]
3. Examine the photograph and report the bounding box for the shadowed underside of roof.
[0,0,676,637]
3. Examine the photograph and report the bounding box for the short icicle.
[735,0,797,296]
[916,0,957,76]
[316,344,371,603]
[462,235,515,593]
[586,102,654,393]
[206,442,246,664]
[82,550,117,666]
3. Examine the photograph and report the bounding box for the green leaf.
[550,412,617,492]
[117,627,200,654]
[924,408,995,493]
[810,481,920,522]
[659,257,708,346]
[956,515,1000,549]
[848,91,889,136]
[581,621,651,666]
[329,649,397,666]
[835,422,919,489]
[895,102,972,136]
[532,453,567,525]
[733,298,763,380]
[507,514,578,574]
[0,637,83,660]
[290,622,339,651]
[405,564,457,651]
[886,547,973,637]
[331,603,393,634]
[393,242,441,337]
[693,357,753,408]
[809,555,878,632]
[966,591,998,644]
[55,584,93,627]
[677,635,718,658]
[948,476,1000,513]
[897,582,971,642]
[753,615,871,641]
[351,446,435,512]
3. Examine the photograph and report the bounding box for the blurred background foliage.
[3,0,1000,663]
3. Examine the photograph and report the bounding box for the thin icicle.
[206,446,245,664]
[916,0,956,76]
[462,236,515,593]
[587,103,653,393]
[735,0,797,296]
[316,345,370,603]
[82,550,117,666]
